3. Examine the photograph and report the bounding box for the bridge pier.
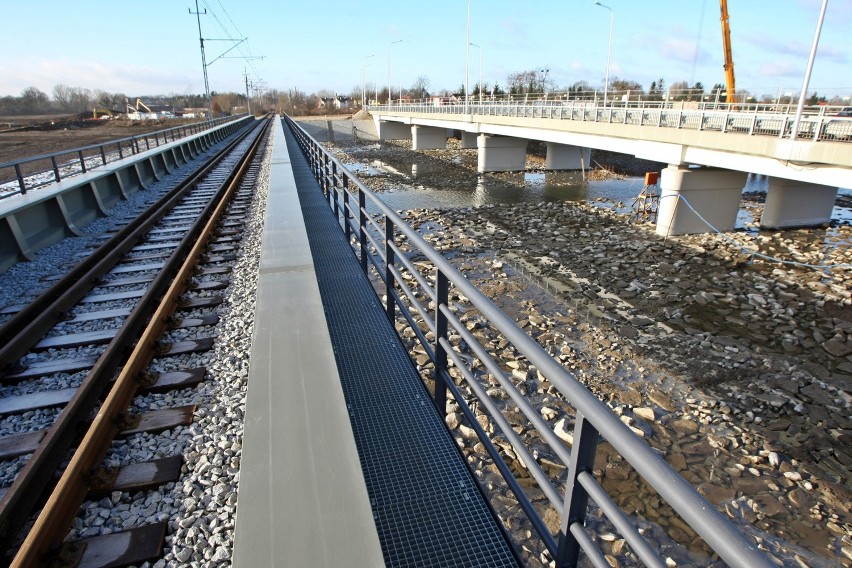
[545,143,590,171]
[460,131,478,149]
[411,125,447,150]
[760,178,838,229]
[375,120,412,141]
[656,165,746,236]
[477,135,527,172]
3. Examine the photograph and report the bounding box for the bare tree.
[52,84,72,112]
[669,80,690,101]
[68,87,93,113]
[507,70,538,94]
[410,75,431,100]
[20,87,49,114]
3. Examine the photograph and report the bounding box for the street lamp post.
[595,1,613,106]
[361,54,374,107]
[388,39,402,105]
[540,68,550,97]
[791,0,828,140]
[470,42,482,103]
[465,0,471,115]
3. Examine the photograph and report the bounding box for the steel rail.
[10,116,270,567]
[284,115,773,568]
[0,117,269,558]
[0,118,257,369]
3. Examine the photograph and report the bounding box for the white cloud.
[0,58,202,97]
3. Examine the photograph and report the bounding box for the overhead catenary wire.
[201,0,263,83]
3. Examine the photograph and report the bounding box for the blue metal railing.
[369,99,852,143]
[0,114,251,199]
[284,114,774,568]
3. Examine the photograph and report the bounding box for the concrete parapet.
[761,178,838,229]
[477,134,527,172]
[656,165,746,236]
[412,125,447,150]
[545,143,590,171]
[0,116,254,273]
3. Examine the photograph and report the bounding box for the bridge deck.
[233,118,520,566]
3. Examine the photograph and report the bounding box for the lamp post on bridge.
[465,0,471,116]
[540,68,550,97]
[388,39,402,105]
[470,42,482,103]
[594,1,613,106]
[361,54,374,108]
[791,0,828,141]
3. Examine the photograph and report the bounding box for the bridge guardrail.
[0,114,251,200]
[369,100,852,143]
[284,114,774,568]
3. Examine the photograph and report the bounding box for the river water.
[347,149,852,228]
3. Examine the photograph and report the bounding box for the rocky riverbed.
[302,121,852,567]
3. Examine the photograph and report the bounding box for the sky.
[1,0,850,102]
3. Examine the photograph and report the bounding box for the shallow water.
[349,161,850,223]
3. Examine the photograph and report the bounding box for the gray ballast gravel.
[69,136,272,568]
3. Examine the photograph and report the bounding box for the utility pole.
[243,69,252,115]
[189,2,262,118]
[189,0,211,118]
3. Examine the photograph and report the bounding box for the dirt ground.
[0,114,210,165]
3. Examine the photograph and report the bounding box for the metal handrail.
[284,114,773,568]
[368,99,852,143]
[0,114,251,199]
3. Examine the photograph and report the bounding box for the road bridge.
[370,100,852,236]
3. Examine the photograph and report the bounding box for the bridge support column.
[760,178,838,229]
[411,125,447,150]
[656,166,746,236]
[460,131,477,149]
[477,135,527,172]
[375,120,412,141]
[545,143,591,171]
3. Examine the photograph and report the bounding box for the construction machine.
[720,0,735,103]
[126,98,154,114]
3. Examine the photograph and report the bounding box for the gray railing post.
[78,150,87,174]
[343,177,351,242]
[331,162,339,215]
[14,164,25,195]
[117,141,124,159]
[322,153,329,197]
[99,146,107,166]
[385,216,395,322]
[434,270,449,416]
[50,157,60,184]
[358,189,368,274]
[556,412,600,567]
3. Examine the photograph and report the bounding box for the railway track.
[0,115,271,566]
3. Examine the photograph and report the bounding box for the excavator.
[720,0,735,103]
[126,98,153,113]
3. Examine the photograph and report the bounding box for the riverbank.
[303,122,852,566]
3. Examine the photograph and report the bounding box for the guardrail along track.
[285,114,773,568]
[0,115,271,566]
[0,114,250,199]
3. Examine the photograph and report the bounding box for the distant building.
[318,94,354,110]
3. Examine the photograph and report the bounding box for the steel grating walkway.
[282,122,521,567]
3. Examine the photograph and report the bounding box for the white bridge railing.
[369,98,852,143]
